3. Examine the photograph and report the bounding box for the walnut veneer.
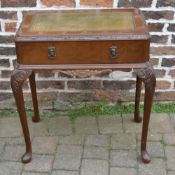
[11,8,156,164]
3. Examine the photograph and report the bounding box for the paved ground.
[0,113,175,175]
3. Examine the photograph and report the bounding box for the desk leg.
[135,67,156,163]
[29,71,40,123]
[11,70,32,163]
[134,76,142,123]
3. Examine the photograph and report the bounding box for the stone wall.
[0,0,175,110]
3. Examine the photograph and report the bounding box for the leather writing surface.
[29,12,135,33]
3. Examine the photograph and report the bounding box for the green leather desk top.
[29,11,135,33]
[17,9,149,41]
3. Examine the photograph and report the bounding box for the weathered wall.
[0,0,175,110]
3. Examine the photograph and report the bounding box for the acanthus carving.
[134,66,156,92]
[59,69,112,78]
[11,70,32,94]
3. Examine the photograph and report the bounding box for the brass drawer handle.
[48,47,56,59]
[110,46,118,59]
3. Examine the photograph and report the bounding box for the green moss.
[152,103,175,113]
[121,102,175,114]
[67,102,121,119]
[0,109,18,117]
[67,102,175,119]
[0,102,175,119]
[0,110,48,118]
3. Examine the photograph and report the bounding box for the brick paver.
[163,133,175,145]
[111,133,136,150]
[169,114,175,129]
[165,146,175,171]
[48,117,72,135]
[123,114,142,133]
[0,118,22,137]
[1,145,25,161]
[75,117,98,134]
[0,162,23,175]
[137,142,164,158]
[83,146,109,159]
[168,171,175,175]
[80,159,109,175]
[32,136,58,154]
[138,158,166,175]
[53,153,81,171]
[58,135,84,145]
[22,173,48,175]
[56,145,83,155]
[53,145,83,171]
[110,150,137,167]
[85,135,110,147]
[52,171,79,175]
[0,137,24,145]
[28,118,50,138]
[0,113,174,175]
[0,141,5,155]
[137,133,162,141]
[149,113,174,133]
[110,167,137,175]
[98,115,123,134]
[24,154,54,173]
[147,142,165,158]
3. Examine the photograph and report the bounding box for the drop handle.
[48,47,56,59]
[110,46,118,59]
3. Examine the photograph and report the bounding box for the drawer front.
[17,40,149,65]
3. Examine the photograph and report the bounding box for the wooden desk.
[11,8,156,164]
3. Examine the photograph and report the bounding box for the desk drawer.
[16,40,149,65]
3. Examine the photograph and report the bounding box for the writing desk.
[11,8,156,163]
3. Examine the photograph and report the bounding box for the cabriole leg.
[29,71,40,123]
[135,66,156,163]
[11,69,33,163]
[134,76,142,123]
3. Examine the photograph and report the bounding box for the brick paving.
[0,113,175,175]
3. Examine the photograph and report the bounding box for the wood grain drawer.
[16,40,149,65]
